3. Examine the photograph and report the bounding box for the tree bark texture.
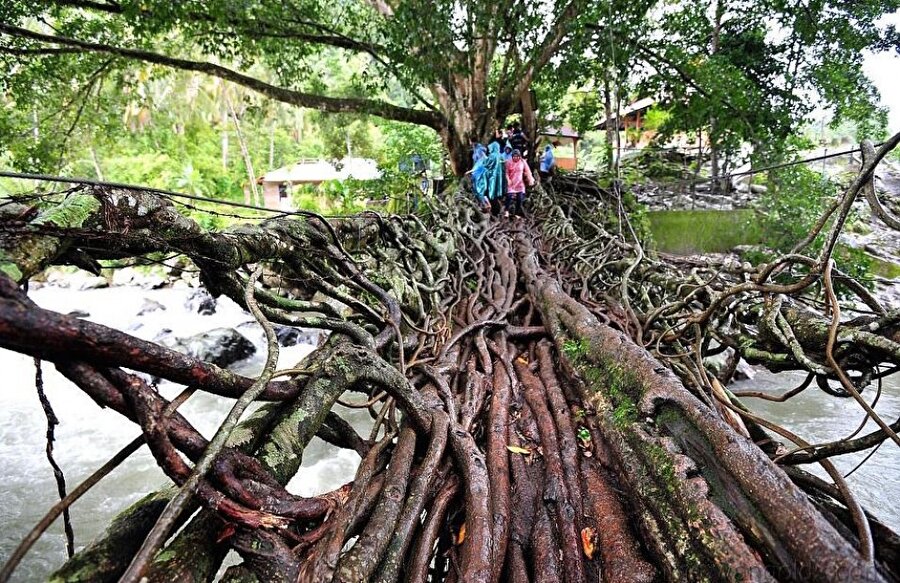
[1,146,900,582]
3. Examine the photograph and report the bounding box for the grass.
[868,255,900,279]
[648,209,762,254]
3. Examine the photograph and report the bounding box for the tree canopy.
[3,2,900,580]
[1,0,897,175]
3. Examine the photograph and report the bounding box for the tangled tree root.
[0,134,899,582]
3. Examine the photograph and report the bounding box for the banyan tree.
[0,133,899,582]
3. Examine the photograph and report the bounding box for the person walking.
[472,142,486,167]
[468,141,506,213]
[504,148,534,217]
[508,122,530,159]
[539,143,556,183]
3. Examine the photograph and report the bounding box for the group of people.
[467,122,556,218]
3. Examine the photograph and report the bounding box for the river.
[0,283,370,582]
[0,283,897,581]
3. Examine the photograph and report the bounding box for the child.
[504,149,534,217]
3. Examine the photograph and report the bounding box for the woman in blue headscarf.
[539,143,556,183]
[467,141,505,212]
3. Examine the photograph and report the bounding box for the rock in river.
[158,328,256,368]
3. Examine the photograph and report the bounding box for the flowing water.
[732,369,900,531]
[0,284,897,581]
[0,284,370,582]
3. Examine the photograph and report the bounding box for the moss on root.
[555,331,735,581]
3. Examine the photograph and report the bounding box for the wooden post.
[573,138,579,170]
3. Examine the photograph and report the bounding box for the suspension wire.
[620,140,889,192]
[605,0,621,184]
[725,142,880,179]
[0,170,350,220]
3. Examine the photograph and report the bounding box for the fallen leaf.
[516,355,528,364]
[507,445,531,455]
[581,527,597,560]
[456,522,467,545]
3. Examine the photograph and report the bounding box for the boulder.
[733,360,757,381]
[158,328,256,368]
[274,325,320,347]
[111,267,138,286]
[75,275,109,290]
[137,298,166,316]
[186,290,217,315]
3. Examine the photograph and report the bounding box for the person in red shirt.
[504,149,534,217]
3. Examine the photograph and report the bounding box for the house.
[538,126,581,171]
[258,157,381,210]
[595,97,655,134]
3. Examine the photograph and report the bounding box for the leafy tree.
[634,0,896,174]
[1,0,895,179]
[0,0,605,174]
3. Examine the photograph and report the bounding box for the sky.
[863,12,900,132]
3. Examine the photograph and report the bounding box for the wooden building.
[595,97,656,146]
[257,158,380,210]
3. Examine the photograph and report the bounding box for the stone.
[157,328,256,368]
[111,267,137,286]
[733,360,757,381]
[186,290,217,315]
[274,325,319,347]
[137,298,166,316]
[75,275,109,290]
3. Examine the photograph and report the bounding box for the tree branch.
[0,23,444,129]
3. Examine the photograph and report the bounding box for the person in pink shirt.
[504,149,534,217]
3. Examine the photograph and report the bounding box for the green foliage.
[560,90,604,135]
[33,194,100,228]
[375,121,442,172]
[1,0,894,187]
[0,250,22,281]
[576,427,591,443]
[618,0,894,172]
[612,398,638,427]
[753,164,871,284]
[641,107,670,132]
[620,149,690,182]
[315,179,369,214]
[0,57,447,216]
[648,210,761,254]
[754,165,840,252]
[577,131,611,172]
[562,338,589,360]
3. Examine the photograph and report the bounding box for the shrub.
[753,164,871,287]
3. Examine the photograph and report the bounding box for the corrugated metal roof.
[540,126,581,138]
[596,97,657,129]
[260,157,381,183]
